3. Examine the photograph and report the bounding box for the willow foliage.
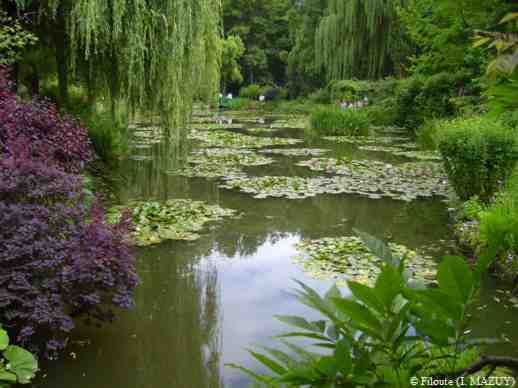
[316,0,406,80]
[18,0,222,136]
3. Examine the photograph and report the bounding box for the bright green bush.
[309,107,371,136]
[438,116,518,201]
[221,97,255,110]
[461,196,486,221]
[479,170,518,274]
[500,109,518,130]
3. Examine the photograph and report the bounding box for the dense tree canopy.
[6,0,222,134]
[223,0,292,86]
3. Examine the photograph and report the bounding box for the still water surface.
[35,111,517,388]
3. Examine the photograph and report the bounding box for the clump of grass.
[437,115,518,201]
[309,107,371,136]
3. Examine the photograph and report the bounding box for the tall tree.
[287,0,327,96]
[315,0,408,80]
[223,0,292,85]
[12,0,221,134]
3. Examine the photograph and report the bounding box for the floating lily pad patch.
[167,148,274,179]
[322,135,411,146]
[268,117,307,129]
[296,158,450,200]
[131,126,165,145]
[221,159,450,201]
[220,176,326,199]
[259,148,329,157]
[190,122,244,130]
[107,199,237,246]
[167,163,246,179]
[245,127,279,135]
[190,148,275,166]
[293,236,437,286]
[188,129,302,148]
[358,145,442,161]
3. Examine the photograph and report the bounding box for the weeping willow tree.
[15,0,221,137]
[316,0,407,80]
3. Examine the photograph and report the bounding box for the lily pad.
[296,158,451,201]
[167,148,274,179]
[191,122,244,130]
[358,145,442,161]
[107,199,237,246]
[259,148,329,157]
[293,236,437,286]
[188,129,302,149]
[220,176,327,199]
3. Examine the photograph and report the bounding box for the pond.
[34,111,518,388]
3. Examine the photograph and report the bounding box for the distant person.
[259,95,265,102]
[227,93,233,99]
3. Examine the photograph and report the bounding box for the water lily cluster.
[220,159,450,201]
[107,199,237,246]
[188,128,302,148]
[168,148,274,179]
[294,236,437,286]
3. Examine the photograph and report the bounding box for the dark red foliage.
[0,66,92,173]
[0,153,138,358]
[0,67,138,358]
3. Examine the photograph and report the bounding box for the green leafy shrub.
[416,118,444,150]
[309,107,371,136]
[85,112,128,163]
[239,84,262,99]
[230,233,509,386]
[364,103,398,127]
[308,88,331,104]
[221,97,255,110]
[462,196,486,221]
[500,109,518,130]
[327,79,371,101]
[1,325,38,386]
[479,170,518,275]
[394,71,471,129]
[438,116,518,201]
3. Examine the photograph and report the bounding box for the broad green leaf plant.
[229,231,513,387]
[0,326,38,387]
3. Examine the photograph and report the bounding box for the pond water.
[34,111,518,388]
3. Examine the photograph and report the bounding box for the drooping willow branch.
[17,0,222,137]
[315,0,407,80]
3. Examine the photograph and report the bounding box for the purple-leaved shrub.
[0,67,138,358]
[0,66,92,173]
